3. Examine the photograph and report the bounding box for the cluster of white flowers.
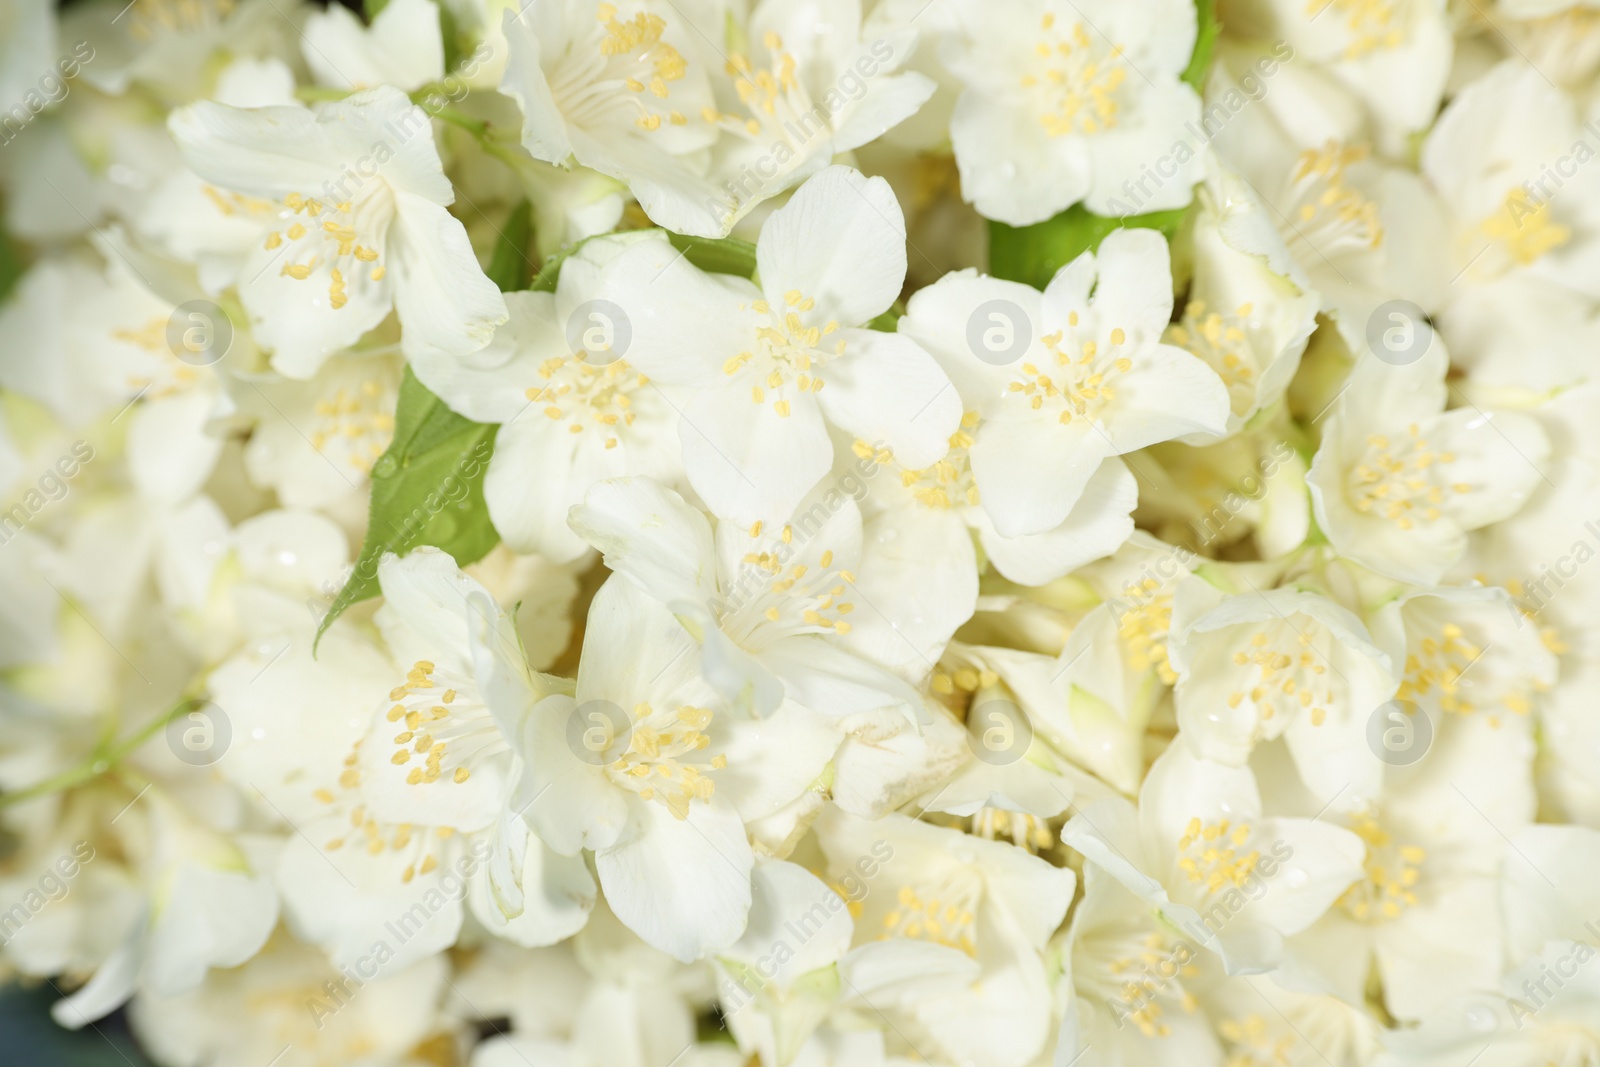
[1,0,1598,1063]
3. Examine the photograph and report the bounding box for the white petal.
[818,329,961,468]
[597,797,754,962]
[569,477,718,607]
[391,193,509,360]
[757,166,907,326]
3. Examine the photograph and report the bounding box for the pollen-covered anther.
[605,702,725,819]
[1175,817,1262,894]
[1349,423,1464,531]
[270,193,386,307]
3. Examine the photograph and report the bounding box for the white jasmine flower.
[499,0,722,236]
[409,232,681,563]
[1233,0,1452,153]
[1169,585,1398,806]
[1165,168,1319,437]
[899,228,1230,541]
[1416,60,1600,391]
[1063,735,1365,974]
[237,349,404,511]
[695,0,935,230]
[1281,714,1535,1021]
[128,933,449,1067]
[814,807,1075,1067]
[595,166,961,524]
[302,0,444,92]
[1308,346,1551,586]
[941,0,1204,224]
[169,86,508,377]
[517,574,759,962]
[568,475,927,723]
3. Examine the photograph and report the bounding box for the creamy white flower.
[210,549,591,971]
[410,232,681,562]
[900,228,1230,541]
[1278,714,1535,1021]
[302,0,444,92]
[1064,735,1365,975]
[1416,59,1600,392]
[1206,70,1450,354]
[1370,584,1557,730]
[129,932,449,1067]
[499,0,722,236]
[854,411,1139,587]
[569,475,928,724]
[1308,346,1551,586]
[816,806,1075,1067]
[50,790,278,1028]
[1062,863,1223,1065]
[693,0,934,230]
[238,349,404,512]
[1169,585,1398,806]
[170,86,508,377]
[595,166,960,524]
[1371,940,1600,1067]
[1166,168,1319,437]
[63,0,293,99]
[517,574,759,962]
[941,0,1204,224]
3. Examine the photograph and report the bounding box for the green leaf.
[0,227,24,304]
[987,204,1188,290]
[1183,0,1220,91]
[487,199,535,292]
[364,0,388,21]
[666,231,758,277]
[316,369,499,646]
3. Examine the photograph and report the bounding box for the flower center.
[383,660,503,788]
[1307,0,1405,59]
[1116,585,1177,685]
[1479,189,1571,271]
[266,192,389,310]
[112,317,204,396]
[1219,1014,1297,1067]
[1006,316,1133,424]
[1176,817,1261,895]
[879,878,980,956]
[722,525,857,642]
[970,808,1053,852]
[1225,626,1333,728]
[710,33,812,141]
[1337,812,1425,922]
[1077,925,1199,1040]
[887,414,982,510]
[309,377,397,474]
[604,702,725,819]
[551,4,691,132]
[724,291,841,419]
[525,357,648,449]
[311,739,457,884]
[1283,144,1384,256]
[1349,424,1470,530]
[1022,14,1128,137]
[1166,299,1256,417]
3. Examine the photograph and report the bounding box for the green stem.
[0,694,198,809]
